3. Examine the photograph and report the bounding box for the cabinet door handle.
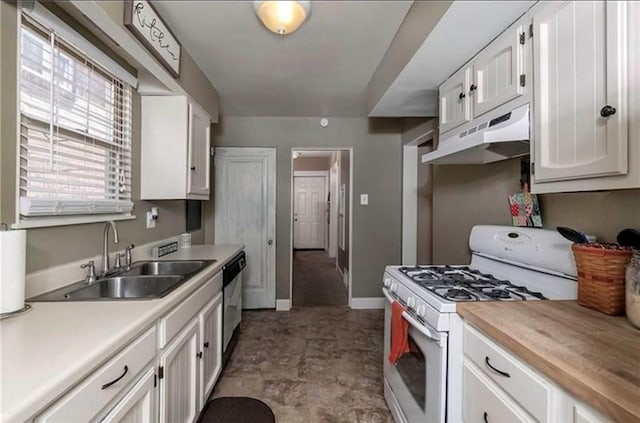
[190,166,196,171]
[483,411,489,423]
[197,351,203,359]
[469,84,477,92]
[204,341,210,348]
[459,92,466,100]
[485,356,511,377]
[101,365,128,390]
[600,105,616,117]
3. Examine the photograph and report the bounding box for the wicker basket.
[572,243,633,315]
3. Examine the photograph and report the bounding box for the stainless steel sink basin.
[27,259,216,302]
[123,260,212,277]
[65,276,184,299]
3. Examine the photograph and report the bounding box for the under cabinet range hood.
[423,103,530,165]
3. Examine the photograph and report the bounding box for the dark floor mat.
[197,396,275,423]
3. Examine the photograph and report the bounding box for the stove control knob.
[407,297,416,309]
[416,305,426,318]
[390,283,398,293]
[383,278,391,288]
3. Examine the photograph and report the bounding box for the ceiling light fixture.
[254,1,310,35]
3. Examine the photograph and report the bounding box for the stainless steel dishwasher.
[222,251,245,366]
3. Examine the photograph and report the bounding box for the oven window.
[395,333,426,409]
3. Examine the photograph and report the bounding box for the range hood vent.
[422,103,530,165]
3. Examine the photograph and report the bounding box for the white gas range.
[382,225,579,423]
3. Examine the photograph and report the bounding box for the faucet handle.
[81,260,97,283]
[125,244,135,266]
[114,254,123,269]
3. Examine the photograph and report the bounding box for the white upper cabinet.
[438,15,531,137]
[473,23,527,117]
[532,0,629,187]
[439,66,471,134]
[141,96,211,200]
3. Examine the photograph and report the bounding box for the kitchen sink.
[123,260,211,277]
[63,275,185,300]
[27,259,216,302]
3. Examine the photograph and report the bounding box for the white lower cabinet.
[158,319,200,423]
[199,293,223,405]
[101,367,157,423]
[34,270,225,423]
[463,322,613,423]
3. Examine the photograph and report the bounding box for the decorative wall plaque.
[124,0,181,77]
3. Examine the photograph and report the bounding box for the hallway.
[292,250,348,307]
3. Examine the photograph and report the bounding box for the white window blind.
[18,14,134,218]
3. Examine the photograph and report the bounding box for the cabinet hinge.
[529,23,533,38]
[158,366,164,380]
[154,374,157,388]
[519,74,526,87]
[519,32,525,45]
[531,162,535,176]
[210,147,215,157]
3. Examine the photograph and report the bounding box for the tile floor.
[211,306,393,423]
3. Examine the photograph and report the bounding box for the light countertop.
[0,244,243,423]
[458,300,640,423]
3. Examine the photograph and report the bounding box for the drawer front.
[463,360,535,423]
[158,271,222,348]
[464,324,551,422]
[35,327,156,423]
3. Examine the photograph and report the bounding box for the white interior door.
[328,162,339,258]
[293,175,327,249]
[215,148,276,309]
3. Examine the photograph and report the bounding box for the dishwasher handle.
[223,251,246,286]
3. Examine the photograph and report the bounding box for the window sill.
[12,214,136,229]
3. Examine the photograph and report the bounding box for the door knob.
[600,105,616,117]
[267,239,273,245]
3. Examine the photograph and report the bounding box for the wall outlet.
[360,194,369,205]
[146,211,156,229]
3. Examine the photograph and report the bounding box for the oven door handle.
[383,288,444,346]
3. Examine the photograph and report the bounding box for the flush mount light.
[254,1,310,35]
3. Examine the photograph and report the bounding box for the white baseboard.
[350,297,385,309]
[276,299,291,311]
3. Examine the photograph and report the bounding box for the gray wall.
[0,1,207,274]
[212,117,402,299]
[432,158,640,264]
[293,157,331,171]
[338,150,351,272]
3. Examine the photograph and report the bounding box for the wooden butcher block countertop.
[457,300,640,423]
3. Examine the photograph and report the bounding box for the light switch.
[360,194,369,205]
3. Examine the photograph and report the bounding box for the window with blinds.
[18,14,134,218]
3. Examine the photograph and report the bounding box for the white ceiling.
[294,150,335,158]
[369,0,536,117]
[152,1,412,117]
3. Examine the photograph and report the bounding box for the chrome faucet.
[101,221,120,275]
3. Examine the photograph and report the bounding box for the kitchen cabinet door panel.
[533,0,628,183]
[198,293,222,405]
[101,368,157,423]
[158,319,199,423]
[187,102,211,196]
[439,66,471,134]
[473,24,525,117]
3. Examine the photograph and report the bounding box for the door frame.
[293,171,329,250]
[288,148,354,309]
[328,159,339,258]
[402,128,434,265]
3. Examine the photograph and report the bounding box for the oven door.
[383,288,447,423]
